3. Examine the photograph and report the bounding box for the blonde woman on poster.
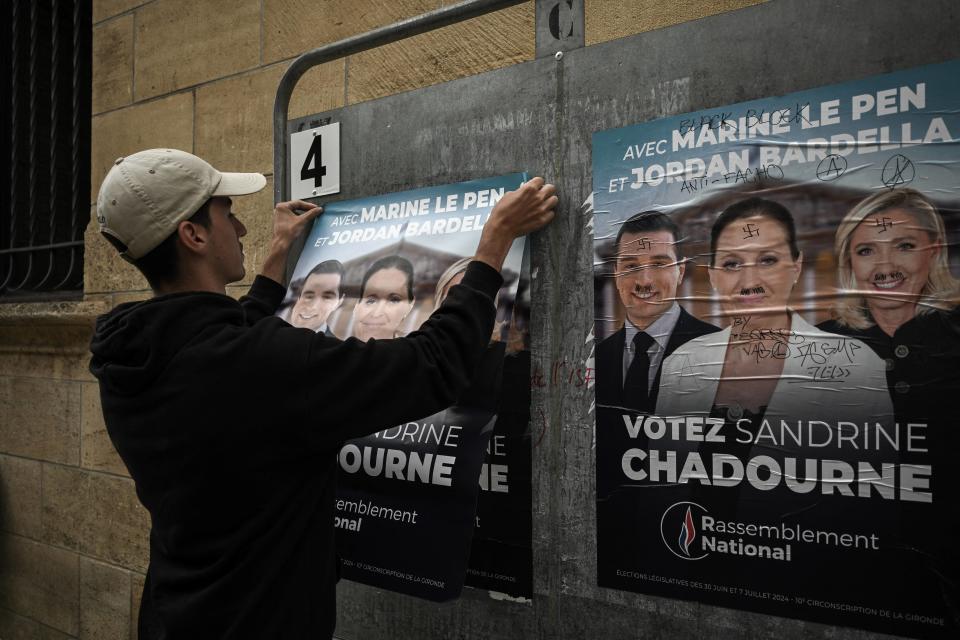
[820,188,960,625]
[820,188,959,446]
[435,257,474,308]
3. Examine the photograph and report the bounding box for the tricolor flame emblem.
[678,506,696,556]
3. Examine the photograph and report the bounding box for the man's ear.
[176,219,209,255]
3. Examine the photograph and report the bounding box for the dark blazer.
[595,307,719,414]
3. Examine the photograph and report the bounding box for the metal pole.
[272,0,526,205]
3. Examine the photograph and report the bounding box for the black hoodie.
[89,262,503,639]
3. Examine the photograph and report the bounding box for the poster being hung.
[281,174,532,601]
[593,59,959,638]
[465,262,533,598]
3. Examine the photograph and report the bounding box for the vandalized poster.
[593,60,959,637]
[282,174,533,600]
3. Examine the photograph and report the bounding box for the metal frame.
[272,0,526,206]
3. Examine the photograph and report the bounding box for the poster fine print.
[593,60,959,637]
[282,174,533,600]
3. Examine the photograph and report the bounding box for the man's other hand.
[474,178,557,271]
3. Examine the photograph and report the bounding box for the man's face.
[614,230,684,329]
[206,196,247,285]
[291,272,343,330]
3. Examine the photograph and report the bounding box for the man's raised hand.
[474,178,557,271]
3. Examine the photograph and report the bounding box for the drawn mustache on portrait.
[873,271,905,283]
[739,286,765,296]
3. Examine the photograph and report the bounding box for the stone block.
[585,0,766,46]
[196,62,347,176]
[0,300,108,328]
[0,609,40,640]
[134,0,260,101]
[224,284,248,301]
[109,292,151,306]
[40,624,73,640]
[41,466,149,572]
[196,60,344,174]
[0,455,42,538]
[80,557,131,640]
[0,378,80,465]
[41,624,74,640]
[83,214,149,295]
[263,0,443,65]
[0,325,96,382]
[90,92,193,204]
[86,473,149,572]
[81,383,128,477]
[346,2,535,104]
[93,15,133,114]
[196,66,285,176]
[0,609,37,640]
[289,61,347,120]
[39,465,85,552]
[93,0,144,24]
[0,609,72,640]
[233,176,277,288]
[0,534,79,636]
[129,572,145,640]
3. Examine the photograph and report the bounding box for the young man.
[89,149,556,639]
[289,260,345,336]
[595,211,718,415]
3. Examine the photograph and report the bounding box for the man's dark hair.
[360,255,414,301]
[614,211,681,258]
[709,197,799,266]
[300,260,345,297]
[101,200,213,290]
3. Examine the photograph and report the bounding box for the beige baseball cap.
[97,148,266,260]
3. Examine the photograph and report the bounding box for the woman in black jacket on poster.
[819,187,960,631]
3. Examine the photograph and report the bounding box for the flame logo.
[678,506,696,556]
[660,501,709,560]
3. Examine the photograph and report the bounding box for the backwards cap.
[96,148,266,260]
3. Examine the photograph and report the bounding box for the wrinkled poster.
[283,174,532,600]
[594,60,959,637]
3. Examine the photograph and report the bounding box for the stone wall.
[1,1,765,637]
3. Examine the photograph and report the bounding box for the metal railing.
[1,0,90,300]
[272,0,527,205]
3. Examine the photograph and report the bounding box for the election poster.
[465,283,534,598]
[282,174,533,600]
[593,59,960,637]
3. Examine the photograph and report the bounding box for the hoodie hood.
[89,291,242,396]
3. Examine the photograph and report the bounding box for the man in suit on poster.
[596,211,719,416]
[289,259,345,337]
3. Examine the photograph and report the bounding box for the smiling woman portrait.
[656,197,891,426]
[825,188,959,333]
[353,255,415,341]
[819,189,960,406]
[818,188,960,627]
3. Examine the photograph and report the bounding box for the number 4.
[300,135,327,188]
